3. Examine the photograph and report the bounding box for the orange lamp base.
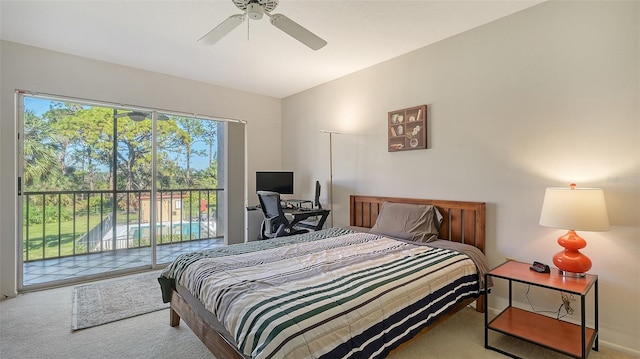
[552,230,591,278]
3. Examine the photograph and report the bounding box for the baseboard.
[598,340,640,357]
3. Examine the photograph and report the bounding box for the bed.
[159,195,487,359]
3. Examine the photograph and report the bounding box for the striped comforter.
[163,228,480,359]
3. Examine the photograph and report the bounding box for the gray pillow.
[370,202,442,243]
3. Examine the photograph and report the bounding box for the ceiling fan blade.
[269,13,327,50]
[198,14,245,45]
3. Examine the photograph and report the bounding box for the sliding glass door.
[18,93,225,289]
[154,116,224,263]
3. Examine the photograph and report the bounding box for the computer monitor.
[314,181,322,209]
[256,171,294,194]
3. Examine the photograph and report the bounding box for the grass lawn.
[23,214,106,260]
[22,209,215,261]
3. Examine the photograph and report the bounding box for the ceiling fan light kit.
[199,0,326,50]
[246,3,263,20]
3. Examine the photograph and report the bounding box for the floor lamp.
[320,130,340,227]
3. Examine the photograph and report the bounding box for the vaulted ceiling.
[0,0,542,98]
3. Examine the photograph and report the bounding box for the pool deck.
[22,237,224,288]
[94,221,217,251]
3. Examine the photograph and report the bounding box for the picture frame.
[388,105,427,152]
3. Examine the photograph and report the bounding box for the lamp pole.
[321,130,340,227]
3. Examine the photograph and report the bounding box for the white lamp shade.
[539,187,610,231]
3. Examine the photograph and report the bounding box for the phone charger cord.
[561,293,574,315]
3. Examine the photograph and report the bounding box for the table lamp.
[539,183,609,277]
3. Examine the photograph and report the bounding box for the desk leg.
[316,212,329,230]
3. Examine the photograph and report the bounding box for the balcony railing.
[23,188,223,262]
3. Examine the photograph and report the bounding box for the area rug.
[72,271,168,330]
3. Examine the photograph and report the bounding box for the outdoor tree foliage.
[23,100,220,222]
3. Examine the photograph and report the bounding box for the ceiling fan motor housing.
[233,0,279,13]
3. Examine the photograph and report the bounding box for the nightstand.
[484,261,598,358]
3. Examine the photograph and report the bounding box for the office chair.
[257,191,310,239]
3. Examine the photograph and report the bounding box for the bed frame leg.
[170,307,181,327]
[476,296,486,313]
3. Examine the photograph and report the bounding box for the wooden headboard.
[350,195,486,253]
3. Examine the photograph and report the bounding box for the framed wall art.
[388,105,427,152]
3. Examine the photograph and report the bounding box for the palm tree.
[23,110,61,186]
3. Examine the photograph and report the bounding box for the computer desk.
[283,207,330,231]
[285,199,314,208]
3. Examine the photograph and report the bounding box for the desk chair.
[257,191,310,239]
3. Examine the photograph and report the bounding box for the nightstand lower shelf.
[488,307,596,358]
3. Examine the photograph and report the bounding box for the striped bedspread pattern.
[162,228,353,284]
[175,231,479,359]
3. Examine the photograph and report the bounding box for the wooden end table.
[484,261,598,358]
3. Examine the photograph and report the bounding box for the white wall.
[0,40,282,297]
[282,1,639,354]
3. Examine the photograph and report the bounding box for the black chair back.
[257,191,287,238]
[257,191,309,239]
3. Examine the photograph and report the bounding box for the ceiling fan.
[198,0,327,50]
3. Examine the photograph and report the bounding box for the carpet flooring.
[1,271,636,359]
[72,271,169,330]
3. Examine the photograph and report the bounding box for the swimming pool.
[129,222,212,240]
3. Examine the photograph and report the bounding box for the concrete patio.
[22,238,224,287]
